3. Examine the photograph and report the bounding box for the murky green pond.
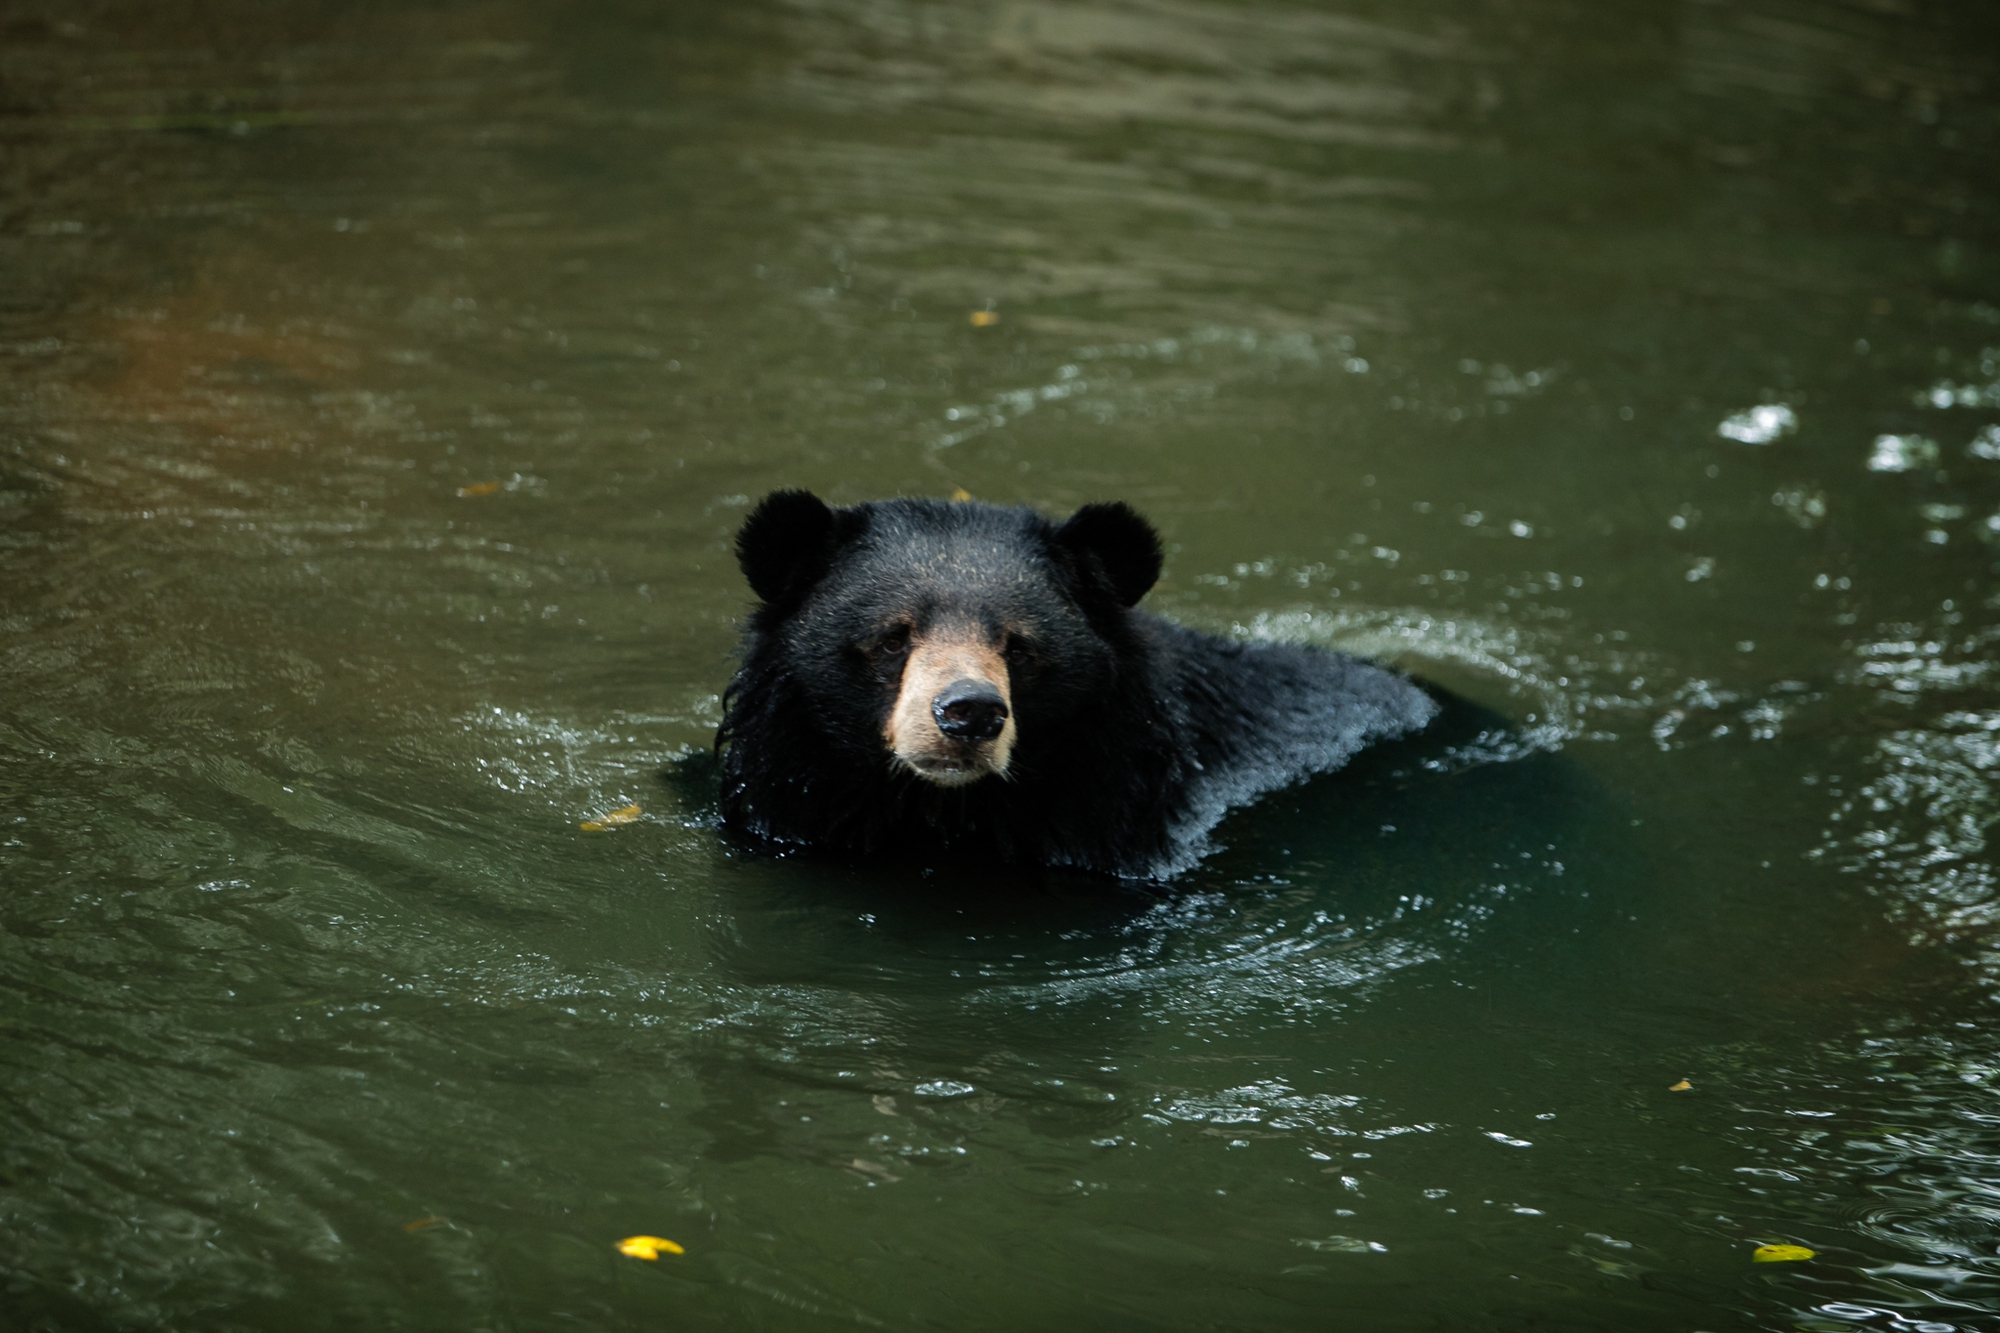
[4,0,2000,1327]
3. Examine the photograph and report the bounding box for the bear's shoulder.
[1125,615,1438,874]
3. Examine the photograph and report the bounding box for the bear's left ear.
[736,490,842,607]
[1055,501,1162,607]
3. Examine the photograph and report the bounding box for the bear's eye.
[875,625,911,657]
[1002,633,1035,664]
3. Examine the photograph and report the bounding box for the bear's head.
[732,491,1163,787]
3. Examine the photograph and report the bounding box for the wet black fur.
[717,492,1438,880]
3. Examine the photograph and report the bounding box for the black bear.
[717,491,1437,879]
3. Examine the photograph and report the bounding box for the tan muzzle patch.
[884,628,1015,787]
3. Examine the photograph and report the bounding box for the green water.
[4,0,2000,1328]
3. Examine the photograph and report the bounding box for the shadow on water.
[668,681,1623,1071]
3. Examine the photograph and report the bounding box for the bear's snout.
[932,678,1009,742]
[883,628,1016,787]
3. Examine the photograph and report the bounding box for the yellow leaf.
[580,803,641,832]
[615,1235,684,1260]
[968,310,999,327]
[456,480,501,497]
[950,488,972,502]
[1751,1244,1815,1263]
[1668,1079,1692,1091]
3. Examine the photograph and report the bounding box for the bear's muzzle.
[884,629,1015,786]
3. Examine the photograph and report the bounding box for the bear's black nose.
[931,678,1009,743]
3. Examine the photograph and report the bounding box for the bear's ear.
[736,490,840,607]
[1055,501,1162,607]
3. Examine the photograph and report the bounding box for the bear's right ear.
[735,490,840,607]
[1055,501,1163,607]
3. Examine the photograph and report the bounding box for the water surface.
[4,0,2000,1328]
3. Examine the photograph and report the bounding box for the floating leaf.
[968,310,999,327]
[615,1235,684,1260]
[580,803,641,832]
[1668,1079,1692,1092]
[456,480,502,497]
[403,1215,444,1232]
[949,487,972,502]
[1751,1244,1815,1263]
